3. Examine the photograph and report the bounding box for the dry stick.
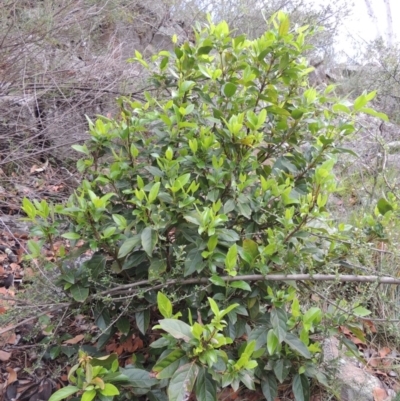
[95,274,400,299]
[4,274,400,335]
[0,303,70,335]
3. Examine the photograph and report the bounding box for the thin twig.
[94,273,400,299]
[0,303,70,335]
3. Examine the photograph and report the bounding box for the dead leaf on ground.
[63,334,84,345]
[0,349,11,361]
[6,367,17,384]
[379,347,391,358]
[364,319,377,333]
[373,387,388,401]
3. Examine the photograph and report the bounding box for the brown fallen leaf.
[63,334,84,344]
[6,367,17,384]
[0,349,11,361]
[373,387,388,401]
[379,347,391,358]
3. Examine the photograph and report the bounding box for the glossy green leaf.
[157,292,173,318]
[273,359,291,383]
[81,390,96,401]
[99,383,119,396]
[70,284,89,302]
[284,333,311,358]
[292,374,310,401]
[223,82,237,97]
[230,280,251,291]
[158,319,194,342]
[194,367,216,401]
[141,227,158,256]
[209,275,226,287]
[48,386,80,401]
[377,198,393,215]
[270,309,287,343]
[120,367,158,388]
[148,182,161,203]
[168,363,199,401]
[62,232,80,240]
[118,235,141,258]
[135,310,150,335]
[267,329,279,355]
[116,316,130,335]
[225,244,237,272]
[261,375,278,401]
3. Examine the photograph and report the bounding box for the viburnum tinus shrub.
[23,12,389,401]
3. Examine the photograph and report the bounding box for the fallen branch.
[0,303,70,335]
[95,273,400,298]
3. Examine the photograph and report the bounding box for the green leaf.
[71,144,89,154]
[332,103,351,114]
[273,359,291,383]
[118,235,141,258]
[136,310,150,335]
[278,14,290,36]
[223,82,237,97]
[184,247,204,276]
[148,182,161,203]
[261,375,278,401]
[230,280,251,291]
[353,94,368,111]
[141,227,158,256]
[22,197,36,219]
[99,383,120,396]
[352,306,371,317]
[284,333,311,358]
[303,307,322,325]
[158,319,194,342]
[359,107,389,121]
[112,214,127,229]
[197,46,213,55]
[81,389,96,401]
[48,386,80,401]
[156,355,189,380]
[248,326,268,350]
[270,309,287,343]
[154,349,187,373]
[168,363,199,401]
[208,298,220,316]
[242,239,259,261]
[91,353,118,369]
[148,390,169,401]
[157,292,173,318]
[180,81,195,93]
[62,232,81,240]
[239,372,255,390]
[267,329,279,355]
[209,275,226,287]
[70,284,89,302]
[377,198,393,215]
[120,367,158,388]
[116,316,130,335]
[292,374,310,401]
[194,367,217,401]
[225,244,237,272]
[149,258,167,280]
[86,253,106,280]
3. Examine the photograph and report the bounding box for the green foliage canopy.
[23,12,388,401]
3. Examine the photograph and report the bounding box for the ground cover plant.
[16,12,395,401]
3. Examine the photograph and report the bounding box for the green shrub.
[22,12,389,401]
